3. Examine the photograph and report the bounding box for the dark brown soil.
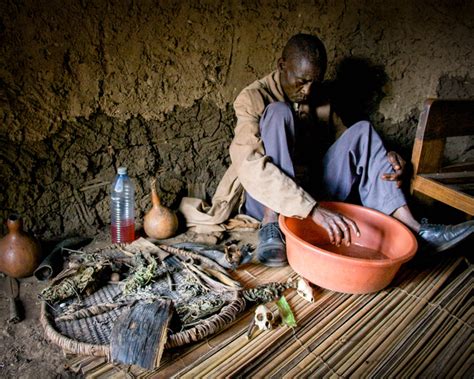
[0,276,70,378]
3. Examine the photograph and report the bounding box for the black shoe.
[257,222,287,267]
[418,220,474,253]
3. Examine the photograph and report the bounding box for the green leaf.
[276,295,297,328]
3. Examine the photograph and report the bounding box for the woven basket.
[40,241,247,358]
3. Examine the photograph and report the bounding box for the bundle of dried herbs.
[40,265,105,304]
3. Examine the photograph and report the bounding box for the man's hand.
[296,103,314,122]
[382,151,406,188]
[310,205,360,246]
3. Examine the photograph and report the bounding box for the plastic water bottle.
[110,167,135,243]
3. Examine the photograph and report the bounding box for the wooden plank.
[440,162,474,173]
[412,175,474,215]
[410,99,474,215]
[439,183,474,194]
[110,300,173,370]
[421,171,474,182]
[411,138,445,175]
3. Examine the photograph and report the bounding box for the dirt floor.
[0,228,258,378]
[0,275,71,378]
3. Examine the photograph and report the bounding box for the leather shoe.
[257,222,288,267]
[418,220,474,253]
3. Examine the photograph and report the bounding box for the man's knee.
[260,102,294,141]
[336,120,383,150]
[262,102,293,123]
[344,120,372,138]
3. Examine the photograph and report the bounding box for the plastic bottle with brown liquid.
[110,167,136,243]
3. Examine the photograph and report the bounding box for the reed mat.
[65,255,473,378]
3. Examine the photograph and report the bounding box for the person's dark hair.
[282,33,327,76]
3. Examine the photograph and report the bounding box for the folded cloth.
[178,199,260,234]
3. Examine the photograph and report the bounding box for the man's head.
[278,34,327,104]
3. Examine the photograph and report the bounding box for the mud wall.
[1,0,473,238]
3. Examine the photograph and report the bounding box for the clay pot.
[143,179,179,240]
[0,214,42,278]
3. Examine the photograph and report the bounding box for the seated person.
[180,33,474,267]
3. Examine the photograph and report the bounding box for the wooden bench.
[410,99,474,216]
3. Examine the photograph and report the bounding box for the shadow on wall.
[326,60,474,167]
[325,56,389,127]
[330,61,474,165]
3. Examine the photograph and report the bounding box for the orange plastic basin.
[279,202,418,294]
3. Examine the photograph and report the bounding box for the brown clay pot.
[0,214,42,278]
[143,179,179,240]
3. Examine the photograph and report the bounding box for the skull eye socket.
[256,313,264,321]
[266,312,273,320]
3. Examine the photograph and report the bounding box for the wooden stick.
[246,316,256,340]
[278,258,462,376]
[79,181,109,192]
[335,264,451,376]
[358,257,467,377]
[445,336,474,378]
[340,258,465,377]
[191,291,347,378]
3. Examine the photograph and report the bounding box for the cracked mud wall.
[1,0,473,238]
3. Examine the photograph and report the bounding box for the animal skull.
[296,277,314,303]
[254,304,274,331]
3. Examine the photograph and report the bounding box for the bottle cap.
[117,167,127,175]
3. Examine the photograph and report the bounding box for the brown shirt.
[179,71,318,228]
